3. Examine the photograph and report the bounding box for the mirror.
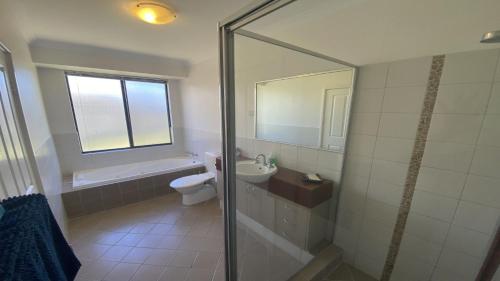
[255,68,354,151]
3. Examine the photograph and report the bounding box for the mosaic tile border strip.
[380,55,445,281]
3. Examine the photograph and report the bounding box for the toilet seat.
[170,172,215,193]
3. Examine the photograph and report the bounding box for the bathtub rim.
[67,158,205,192]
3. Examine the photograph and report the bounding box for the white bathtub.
[72,157,204,190]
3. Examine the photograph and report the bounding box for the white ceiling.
[12,0,252,64]
[9,0,500,67]
[244,0,500,65]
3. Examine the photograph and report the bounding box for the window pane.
[67,75,130,152]
[125,80,171,146]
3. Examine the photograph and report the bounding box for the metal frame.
[64,71,173,154]
[218,0,361,280]
[0,42,42,194]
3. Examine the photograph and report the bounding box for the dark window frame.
[65,71,173,154]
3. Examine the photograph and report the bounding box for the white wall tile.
[422,141,475,172]
[346,134,377,157]
[339,189,367,214]
[435,248,483,281]
[487,82,500,114]
[278,144,297,169]
[462,175,500,208]
[317,150,344,172]
[357,63,389,89]
[343,155,372,178]
[373,137,414,163]
[254,140,280,158]
[371,159,408,186]
[478,115,500,147]
[352,88,385,113]
[378,113,419,139]
[391,252,435,281]
[357,219,394,261]
[382,86,426,113]
[366,179,404,207]
[453,201,500,234]
[445,225,491,258]
[349,113,380,136]
[354,253,384,280]
[416,167,466,199]
[440,49,499,84]
[470,146,500,178]
[434,83,491,114]
[296,147,318,173]
[428,114,482,144]
[405,213,450,244]
[386,57,432,87]
[363,199,399,227]
[410,190,458,222]
[399,233,442,265]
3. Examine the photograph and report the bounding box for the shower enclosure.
[220,0,500,280]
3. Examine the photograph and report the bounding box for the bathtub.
[72,157,204,190]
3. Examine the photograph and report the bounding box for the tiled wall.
[335,49,500,281]
[333,56,432,278]
[392,49,500,281]
[62,167,204,218]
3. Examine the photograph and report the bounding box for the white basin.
[236,160,278,183]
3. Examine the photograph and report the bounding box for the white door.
[321,88,350,151]
[0,47,33,198]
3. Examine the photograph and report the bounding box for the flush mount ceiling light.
[135,2,176,25]
[480,30,500,43]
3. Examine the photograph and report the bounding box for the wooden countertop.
[215,156,333,208]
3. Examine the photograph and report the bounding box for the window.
[66,73,172,153]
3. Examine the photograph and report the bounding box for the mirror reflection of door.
[321,88,350,151]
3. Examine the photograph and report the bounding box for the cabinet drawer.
[275,219,306,248]
[276,199,307,226]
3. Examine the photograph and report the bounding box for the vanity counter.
[215,156,333,208]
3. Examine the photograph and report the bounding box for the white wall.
[179,57,222,158]
[37,67,187,176]
[0,1,66,233]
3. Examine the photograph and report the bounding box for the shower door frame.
[219,1,357,279]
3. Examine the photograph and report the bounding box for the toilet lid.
[170,172,215,189]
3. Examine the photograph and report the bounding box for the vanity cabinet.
[236,178,331,252]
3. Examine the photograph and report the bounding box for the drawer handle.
[281,231,288,237]
[282,218,289,224]
[284,204,290,209]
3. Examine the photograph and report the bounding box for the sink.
[236,160,278,183]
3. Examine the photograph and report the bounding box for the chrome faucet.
[255,154,267,165]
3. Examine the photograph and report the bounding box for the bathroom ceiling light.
[135,2,176,25]
[480,30,500,43]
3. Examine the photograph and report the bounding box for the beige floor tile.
[103,263,140,281]
[101,245,133,261]
[75,243,111,260]
[130,222,156,234]
[122,247,155,263]
[170,250,198,267]
[149,223,174,235]
[159,267,189,281]
[130,265,165,281]
[185,268,214,281]
[157,235,184,249]
[193,251,221,270]
[144,249,176,266]
[95,232,127,245]
[137,234,165,248]
[116,233,146,247]
[76,260,118,280]
[168,224,191,235]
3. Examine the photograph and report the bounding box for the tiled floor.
[69,192,304,281]
[70,193,224,281]
[324,263,376,281]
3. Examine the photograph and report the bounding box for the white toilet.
[170,152,218,205]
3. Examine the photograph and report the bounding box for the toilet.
[170,152,218,205]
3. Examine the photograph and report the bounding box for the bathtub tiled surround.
[62,167,204,218]
[334,48,500,281]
